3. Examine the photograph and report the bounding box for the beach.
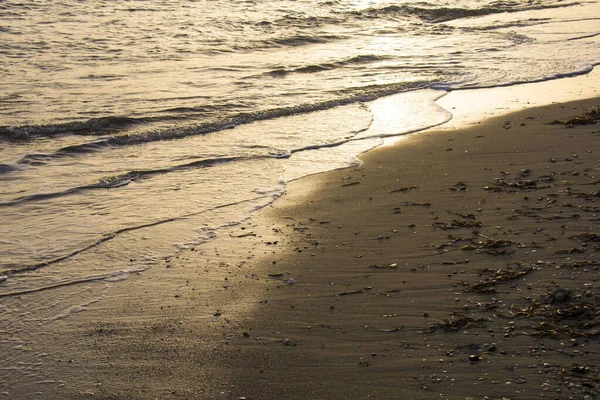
[2,2,600,397]
[233,98,599,400]
[8,77,595,399]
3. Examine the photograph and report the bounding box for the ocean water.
[1,0,599,321]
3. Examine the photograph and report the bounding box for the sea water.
[1,0,599,321]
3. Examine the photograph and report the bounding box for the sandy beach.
[3,2,600,399]
[4,80,598,399]
[228,96,600,400]
[217,96,599,399]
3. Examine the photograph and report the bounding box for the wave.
[0,194,272,277]
[2,154,280,207]
[349,1,581,23]
[459,63,596,90]
[224,1,581,54]
[0,267,150,298]
[231,32,348,52]
[0,163,20,173]
[2,82,451,209]
[567,31,600,41]
[0,115,147,141]
[269,33,344,47]
[267,54,391,77]
[243,0,582,30]
[249,1,580,38]
[1,79,434,146]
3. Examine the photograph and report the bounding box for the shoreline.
[3,76,599,399]
[225,96,600,399]
[437,68,600,130]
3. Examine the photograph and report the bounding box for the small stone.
[553,287,570,303]
[469,354,480,362]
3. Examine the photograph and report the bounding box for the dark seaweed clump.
[551,106,600,125]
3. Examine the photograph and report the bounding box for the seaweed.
[368,263,398,269]
[435,316,489,332]
[390,185,418,193]
[337,287,372,296]
[484,171,555,193]
[551,106,600,125]
[534,260,599,269]
[463,265,536,293]
[478,266,535,281]
[502,287,600,338]
[404,202,432,207]
[571,233,600,243]
[441,259,470,265]
[433,219,483,230]
[555,247,587,255]
[463,281,497,293]
[448,182,468,191]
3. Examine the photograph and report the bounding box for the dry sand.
[10,91,599,399]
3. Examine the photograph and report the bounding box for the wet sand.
[12,92,599,399]
[217,97,600,400]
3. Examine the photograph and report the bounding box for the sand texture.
[11,98,599,400]
[214,99,600,400]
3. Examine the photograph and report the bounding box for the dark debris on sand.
[415,126,600,398]
[551,106,600,125]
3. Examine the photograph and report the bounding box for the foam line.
[0,267,150,298]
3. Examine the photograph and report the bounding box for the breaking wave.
[348,2,581,23]
[1,80,434,143]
